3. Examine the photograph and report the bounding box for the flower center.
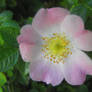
[41,33,72,64]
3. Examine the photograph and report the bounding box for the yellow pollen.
[41,33,73,64]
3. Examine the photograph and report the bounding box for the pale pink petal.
[32,7,70,35]
[63,61,86,85]
[17,25,42,62]
[74,30,92,51]
[73,49,92,75]
[63,49,92,85]
[17,24,41,44]
[19,43,33,62]
[61,15,84,37]
[19,42,42,62]
[30,59,64,86]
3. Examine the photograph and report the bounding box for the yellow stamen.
[41,33,73,64]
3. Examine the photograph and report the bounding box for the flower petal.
[17,25,42,62]
[17,24,41,44]
[19,42,42,62]
[30,58,64,86]
[73,49,92,75]
[63,64,85,86]
[63,61,86,85]
[74,30,92,51]
[19,43,33,62]
[61,15,84,37]
[32,7,70,35]
[63,49,92,85]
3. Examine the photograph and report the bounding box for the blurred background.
[0,0,92,92]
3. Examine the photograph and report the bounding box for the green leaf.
[59,0,70,8]
[0,87,3,92]
[0,34,4,45]
[0,10,20,72]
[0,20,19,29]
[0,11,13,23]
[7,70,13,77]
[15,58,30,85]
[16,57,30,76]
[0,47,19,72]
[0,20,20,47]
[17,74,29,85]
[83,0,92,12]
[87,0,92,8]
[68,0,78,5]
[71,4,87,22]
[0,11,20,47]
[0,72,7,86]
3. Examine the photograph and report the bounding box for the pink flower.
[17,7,92,86]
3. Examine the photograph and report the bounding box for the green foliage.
[86,18,92,30]
[0,47,19,72]
[30,81,47,92]
[7,0,17,8]
[0,72,7,86]
[25,17,33,24]
[0,10,19,72]
[0,34,4,45]
[0,87,3,92]
[0,20,20,46]
[0,0,6,9]
[7,70,13,77]
[71,4,87,22]
[30,89,38,92]
[0,11,13,21]
[76,85,88,92]
[67,0,78,5]
[16,58,30,76]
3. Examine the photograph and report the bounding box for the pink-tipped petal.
[63,49,92,85]
[61,15,84,37]
[17,25,42,62]
[19,43,33,62]
[30,59,64,86]
[32,8,70,35]
[17,24,41,44]
[74,30,92,51]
